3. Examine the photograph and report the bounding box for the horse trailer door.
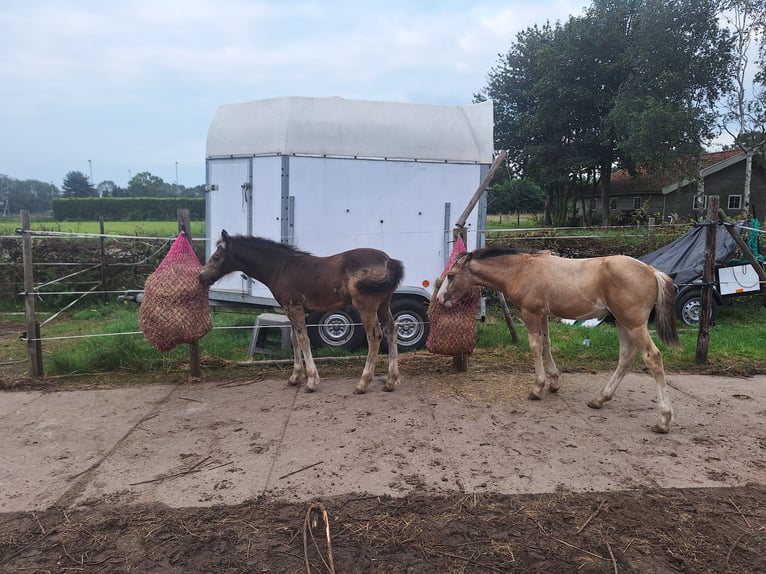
[206,158,251,295]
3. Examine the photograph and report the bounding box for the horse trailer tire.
[390,298,429,352]
[676,289,719,326]
[307,309,365,351]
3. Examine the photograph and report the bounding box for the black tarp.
[639,222,745,287]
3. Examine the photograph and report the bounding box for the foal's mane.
[225,234,312,257]
[470,246,540,260]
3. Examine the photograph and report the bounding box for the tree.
[96,180,124,198]
[61,171,97,198]
[488,179,546,224]
[722,0,766,214]
[176,184,206,197]
[479,0,733,225]
[126,172,169,197]
[1,174,59,214]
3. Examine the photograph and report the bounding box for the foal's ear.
[456,252,472,266]
[221,229,231,245]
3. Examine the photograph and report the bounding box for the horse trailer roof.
[206,96,494,163]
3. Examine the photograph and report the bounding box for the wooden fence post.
[99,217,108,303]
[20,209,43,378]
[695,196,719,364]
[450,227,471,372]
[178,208,202,381]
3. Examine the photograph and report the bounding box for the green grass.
[476,294,766,375]
[486,213,540,229]
[6,290,757,379]
[41,304,257,375]
[0,219,204,237]
[36,304,364,377]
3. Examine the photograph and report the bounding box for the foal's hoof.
[353,388,366,395]
[651,423,670,434]
[303,386,316,393]
[548,386,560,394]
[587,399,603,410]
[527,392,542,401]
[382,385,395,393]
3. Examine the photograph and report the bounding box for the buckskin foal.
[437,247,680,433]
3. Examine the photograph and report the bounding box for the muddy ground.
[2,485,765,573]
[1,313,765,572]
[1,367,764,573]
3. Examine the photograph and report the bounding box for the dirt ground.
[1,485,764,573]
[1,317,765,573]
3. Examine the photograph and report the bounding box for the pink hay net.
[139,232,212,352]
[426,235,480,356]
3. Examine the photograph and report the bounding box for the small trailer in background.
[204,96,495,351]
[640,221,764,325]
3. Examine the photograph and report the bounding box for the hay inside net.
[426,236,480,356]
[139,232,212,352]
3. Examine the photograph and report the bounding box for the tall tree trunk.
[600,163,612,226]
[544,190,553,225]
[743,149,753,215]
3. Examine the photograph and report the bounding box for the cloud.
[0,0,588,186]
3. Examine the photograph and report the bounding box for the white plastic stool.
[248,313,292,356]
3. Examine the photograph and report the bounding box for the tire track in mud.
[51,384,181,507]
[258,382,302,497]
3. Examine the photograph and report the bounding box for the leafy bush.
[52,197,205,221]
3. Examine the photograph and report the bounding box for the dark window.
[633,197,643,210]
[728,195,742,210]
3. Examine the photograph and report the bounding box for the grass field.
[1,291,764,381]
[0,219,204,238]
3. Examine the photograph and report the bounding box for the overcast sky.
[1,0,596,188]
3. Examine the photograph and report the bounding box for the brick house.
[581,150,766,222]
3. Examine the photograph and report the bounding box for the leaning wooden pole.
[20,209,43,378]
[449,150,517,370]
[455,150,519,345]
[178,208,202,381]
[454,150,508,229]
[696,196,719,364]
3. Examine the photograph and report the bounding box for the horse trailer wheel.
[390,298,429,352]
[307,309,365,351]
[676,289,719,326]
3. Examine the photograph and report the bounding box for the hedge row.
[52,198,205,221]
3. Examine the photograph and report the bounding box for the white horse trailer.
[204,96,494,351]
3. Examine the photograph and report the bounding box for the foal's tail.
[357,258,405,294]
[654,270,680,347]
